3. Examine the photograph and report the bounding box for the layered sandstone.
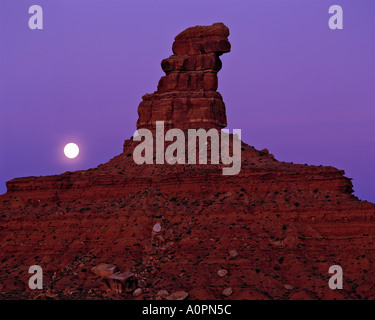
[1,23,375,300]
[136,23,230,131]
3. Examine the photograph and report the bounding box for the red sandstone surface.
[137,22,229,132]
[1,23,375,300]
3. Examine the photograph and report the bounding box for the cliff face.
[137,23,229,132]
[1,23,375,300]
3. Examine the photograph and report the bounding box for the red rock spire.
[136,23,231,131]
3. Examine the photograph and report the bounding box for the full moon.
[64,143,79,159]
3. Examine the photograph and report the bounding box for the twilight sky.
[1,0,374,202]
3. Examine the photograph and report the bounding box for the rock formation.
[1,23,375,300]
[136,23,229,131]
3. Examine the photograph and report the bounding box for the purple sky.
[1,0,374,202]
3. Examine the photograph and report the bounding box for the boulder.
[91,264,116,277]
[166,291,189,300]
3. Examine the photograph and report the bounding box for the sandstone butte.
[1,22,375,300]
